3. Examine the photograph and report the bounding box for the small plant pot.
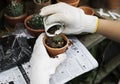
[33,0,51,13]
[6,0,22,4]
[56,0,80,7]
[4,12,27,27]
[106,0,120,10]
[24,15,45,37]
[43,34,69,57]
[79,6,94,15]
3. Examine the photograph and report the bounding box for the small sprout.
[27,14,44,29]
[53,35,63,42]
[46,35,66,48]
[6,1,24,17]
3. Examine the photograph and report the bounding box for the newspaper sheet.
[0,36,98,84]
[50,36,98,84]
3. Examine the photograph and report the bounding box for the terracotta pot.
[43,34,69,57]
[107,0,120,10]
[4,12,27,27]
[24,15,45,37]
[6,0,22,4]
[56,0,80,7]
[79,6,94,15]
[33,0,51,13]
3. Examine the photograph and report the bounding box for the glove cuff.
[81,15,98,33]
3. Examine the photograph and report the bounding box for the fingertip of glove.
[39,8,46,16]
[38,33,45,39]
[39,4,58,16]
[39,2,67,16]
[41,33,45,36]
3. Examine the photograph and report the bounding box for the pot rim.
[56,0,80,4]
[79,6,94,15]
[24,14,45,32]
[44,34,69,50]
[33,0,51,5]
[4,12,27,20]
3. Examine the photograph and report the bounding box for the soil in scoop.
[45,36,66,48]
[47,25,60,34]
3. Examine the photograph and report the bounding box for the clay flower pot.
[107,0,120,10]
[4,12,27,27]
[24,15,45,37]
[43,34,69,57]
[33,0,51,13]
[79,6,94,15]
[56,0,80,7]
[6,0,22,4]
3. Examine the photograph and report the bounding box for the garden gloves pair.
[30,33,66,84]
[40,2,98,35]
[30,2,99,84]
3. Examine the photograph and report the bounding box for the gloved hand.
[30,33,66,84]
[40,2,98,34]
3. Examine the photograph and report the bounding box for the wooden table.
[77,34,106,49]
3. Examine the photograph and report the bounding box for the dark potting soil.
[46,36,66,48]
[47,25,61,34]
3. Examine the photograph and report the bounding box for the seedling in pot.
[26,14,44,30]
[37,0,48,3]
[46,35,66,48]
[6,1,24,17]
[44,34,69,57]
[4,0,27,27]
[33,0,51,13]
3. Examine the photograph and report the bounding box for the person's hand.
[30,33,66,84]
[40,2,98,34]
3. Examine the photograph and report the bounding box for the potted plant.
[43,34,69,57]
[88,0,120,10]
[24,14,45,37]
[4,1,27,27]
[6,0,22,5]
[56,0,80,7]
[33,0,51,13]
[106,0,120,10]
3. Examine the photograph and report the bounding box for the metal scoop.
[43,17,64,37]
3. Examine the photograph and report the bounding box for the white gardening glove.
[40,2,98,34]
[30,33,66,84]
